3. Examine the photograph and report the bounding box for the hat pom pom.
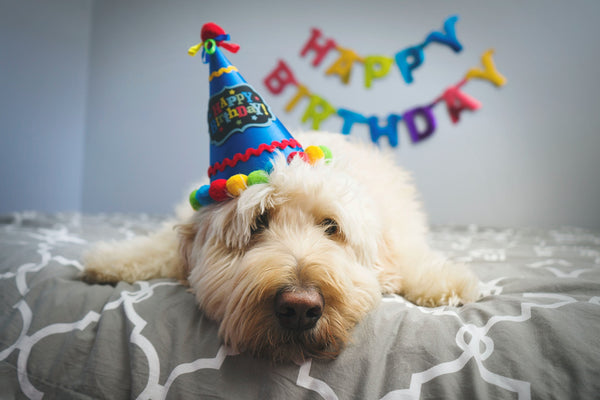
[200,22,240,53]
[288,145,332,165]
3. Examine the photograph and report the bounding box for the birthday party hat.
[188,23,331,209]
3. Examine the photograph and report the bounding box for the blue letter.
[337,109,368,135]
[367,114,401,147]
[394,46,425,84]
[424,15,462,52]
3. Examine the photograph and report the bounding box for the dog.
[83,131,479,363]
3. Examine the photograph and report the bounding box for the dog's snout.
[275,288,324,331]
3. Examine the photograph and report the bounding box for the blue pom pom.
[195,184,213,206]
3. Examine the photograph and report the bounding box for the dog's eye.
[251,212,269,235]
[320,218,339,236]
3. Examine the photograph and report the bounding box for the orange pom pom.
[304,145,325,164]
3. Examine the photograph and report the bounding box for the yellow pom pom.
[226,174,248,196]
[304,145,325,165]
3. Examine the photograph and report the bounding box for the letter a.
[439,85,482,123]
[325,47,363,84]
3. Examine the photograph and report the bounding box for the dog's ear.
[176,219,201,279]
[222,185,275,250]
[177,202,249,269]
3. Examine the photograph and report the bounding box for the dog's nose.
[275,288,324,331]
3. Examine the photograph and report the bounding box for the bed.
[1,212,598,399]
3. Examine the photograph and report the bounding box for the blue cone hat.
[188,22,303,208]
[188,23,330,210]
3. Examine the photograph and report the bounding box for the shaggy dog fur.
[83,132,479,362]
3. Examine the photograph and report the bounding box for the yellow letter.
[301,95,337,130]
[325,47,363,84]
[364,55,394,89]
[285,84,311,112]
[465,49,507,87]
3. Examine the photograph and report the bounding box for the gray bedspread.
[1,212,599,399]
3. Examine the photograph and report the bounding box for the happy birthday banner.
[262,16,507,147]
[300,15,464,88]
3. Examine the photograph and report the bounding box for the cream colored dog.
[83,132,479,362]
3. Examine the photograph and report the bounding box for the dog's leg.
[401,255,479,307]
[378,238,479,307]
[83,222,187,284]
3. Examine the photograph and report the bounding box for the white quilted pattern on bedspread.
[1,213,599,399]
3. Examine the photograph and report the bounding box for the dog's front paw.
[404,265,480,308]
[411,289,478,308]
[439,285,480,307]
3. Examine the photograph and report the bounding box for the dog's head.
[179,156,383,362]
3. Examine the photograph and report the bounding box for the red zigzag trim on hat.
[208,139,302,177]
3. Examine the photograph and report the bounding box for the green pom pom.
[247,170,269,186]
[189,190,201,210]
[318,145,333,162]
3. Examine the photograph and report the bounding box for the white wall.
[2,0,600,229]
[0,0,92,212]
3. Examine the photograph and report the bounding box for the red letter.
[236,106,248,117]
[211,101,222,116]
[263,60,298,95]
[439,85,481,123]
[300,28,337,67]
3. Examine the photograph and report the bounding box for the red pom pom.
[287,151,309,164]
[201,22,226,42]
[208,179,229,202]
[200,22,240,53]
